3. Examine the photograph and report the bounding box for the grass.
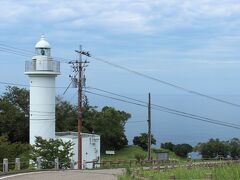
[102,145,153,161]
[119,164,240,180]
[101,145,184,162]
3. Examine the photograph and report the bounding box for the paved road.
[0,169,125,180]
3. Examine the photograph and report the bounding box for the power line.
[2,43,240,108]
[0,49,30,58]
[3,43,240,108]
[84,90,240,130]
[0,44,70,63]
[87,56,240,108]
[0,81,70,89]
[126,120,146,123]
[0,43,34,54]
[1,80,240,129]
[87,86,240,127]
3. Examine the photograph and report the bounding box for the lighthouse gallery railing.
[25,60,60,73]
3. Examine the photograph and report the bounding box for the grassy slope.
[101,145,185,161]
[120,165,240,180]
[102,146,148,161]
[142,164,240,180]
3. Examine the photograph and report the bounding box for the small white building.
[25,36,101,169]
[56,132,101,169]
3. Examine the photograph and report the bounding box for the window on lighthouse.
[36,48,51,57]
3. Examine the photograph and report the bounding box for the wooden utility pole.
[77,45,83,169]
[148,93,151,160]
[69,45,89,169]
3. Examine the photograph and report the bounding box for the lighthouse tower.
[25,35,60,144]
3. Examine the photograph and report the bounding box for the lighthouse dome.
[35,35,50,49]
[35,35,51,56]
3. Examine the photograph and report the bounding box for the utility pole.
[77,45,83,170]
[147,93,151,161]
[69,45,89,169]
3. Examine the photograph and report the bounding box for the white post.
[70,160,75,169]
[3,158,8,173]
[37,157,41,170]
[55,157,59,170]
[15,158,20,170]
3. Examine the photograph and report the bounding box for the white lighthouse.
[25,36,100,169]
[25,35,60,144]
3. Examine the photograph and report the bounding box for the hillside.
[101,145,185,161]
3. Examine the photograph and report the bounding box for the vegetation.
[133,133,156,151]
[0,136,30,162]
[119,164,240,180]
[0,86,131,153]
[102,146,152,161]
[152,148,186,162]
[161,142,174,151]
[161,142,193,158]
[0,86,29,143]
[227,138,240,158]
[84,106,130,152]
[173,144,193,158]
[30,137,74,169]
[196,139,230,158]
[2,85,240,174]
[102,146,186,162]
[57,98,131,152]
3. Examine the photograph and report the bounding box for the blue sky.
[1,0,240,146]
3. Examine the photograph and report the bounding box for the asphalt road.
[0,169,125,180]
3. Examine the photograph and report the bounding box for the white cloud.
[2,0,240,33]
[0,1,28,21]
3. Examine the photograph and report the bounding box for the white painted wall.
[82,134,100,169]
[56,132,101,169]
[29,75,56,144]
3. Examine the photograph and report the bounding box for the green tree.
[83,106,131,152]
[173,143,193,157]
[31,137,74,169]
[56,104,131,152]
[161,142,175,151]
[196,138,229,158]
[56,96,78,132]
[0,136,30,162]
[0,87,131,152]
[133,133,156,151]
[227,138,240,158]
[0,86,29,143]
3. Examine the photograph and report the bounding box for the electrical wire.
[0,44,70,63]
[1,43,240,129]
[1,80,240,129]
[86,86,240,127]
[84,90,240,130]
[89,56,240,108]
[126,120,146,123]
[0,81,69,89]
[2,42,240,108]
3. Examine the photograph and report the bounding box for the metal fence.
[25,60,60,73]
